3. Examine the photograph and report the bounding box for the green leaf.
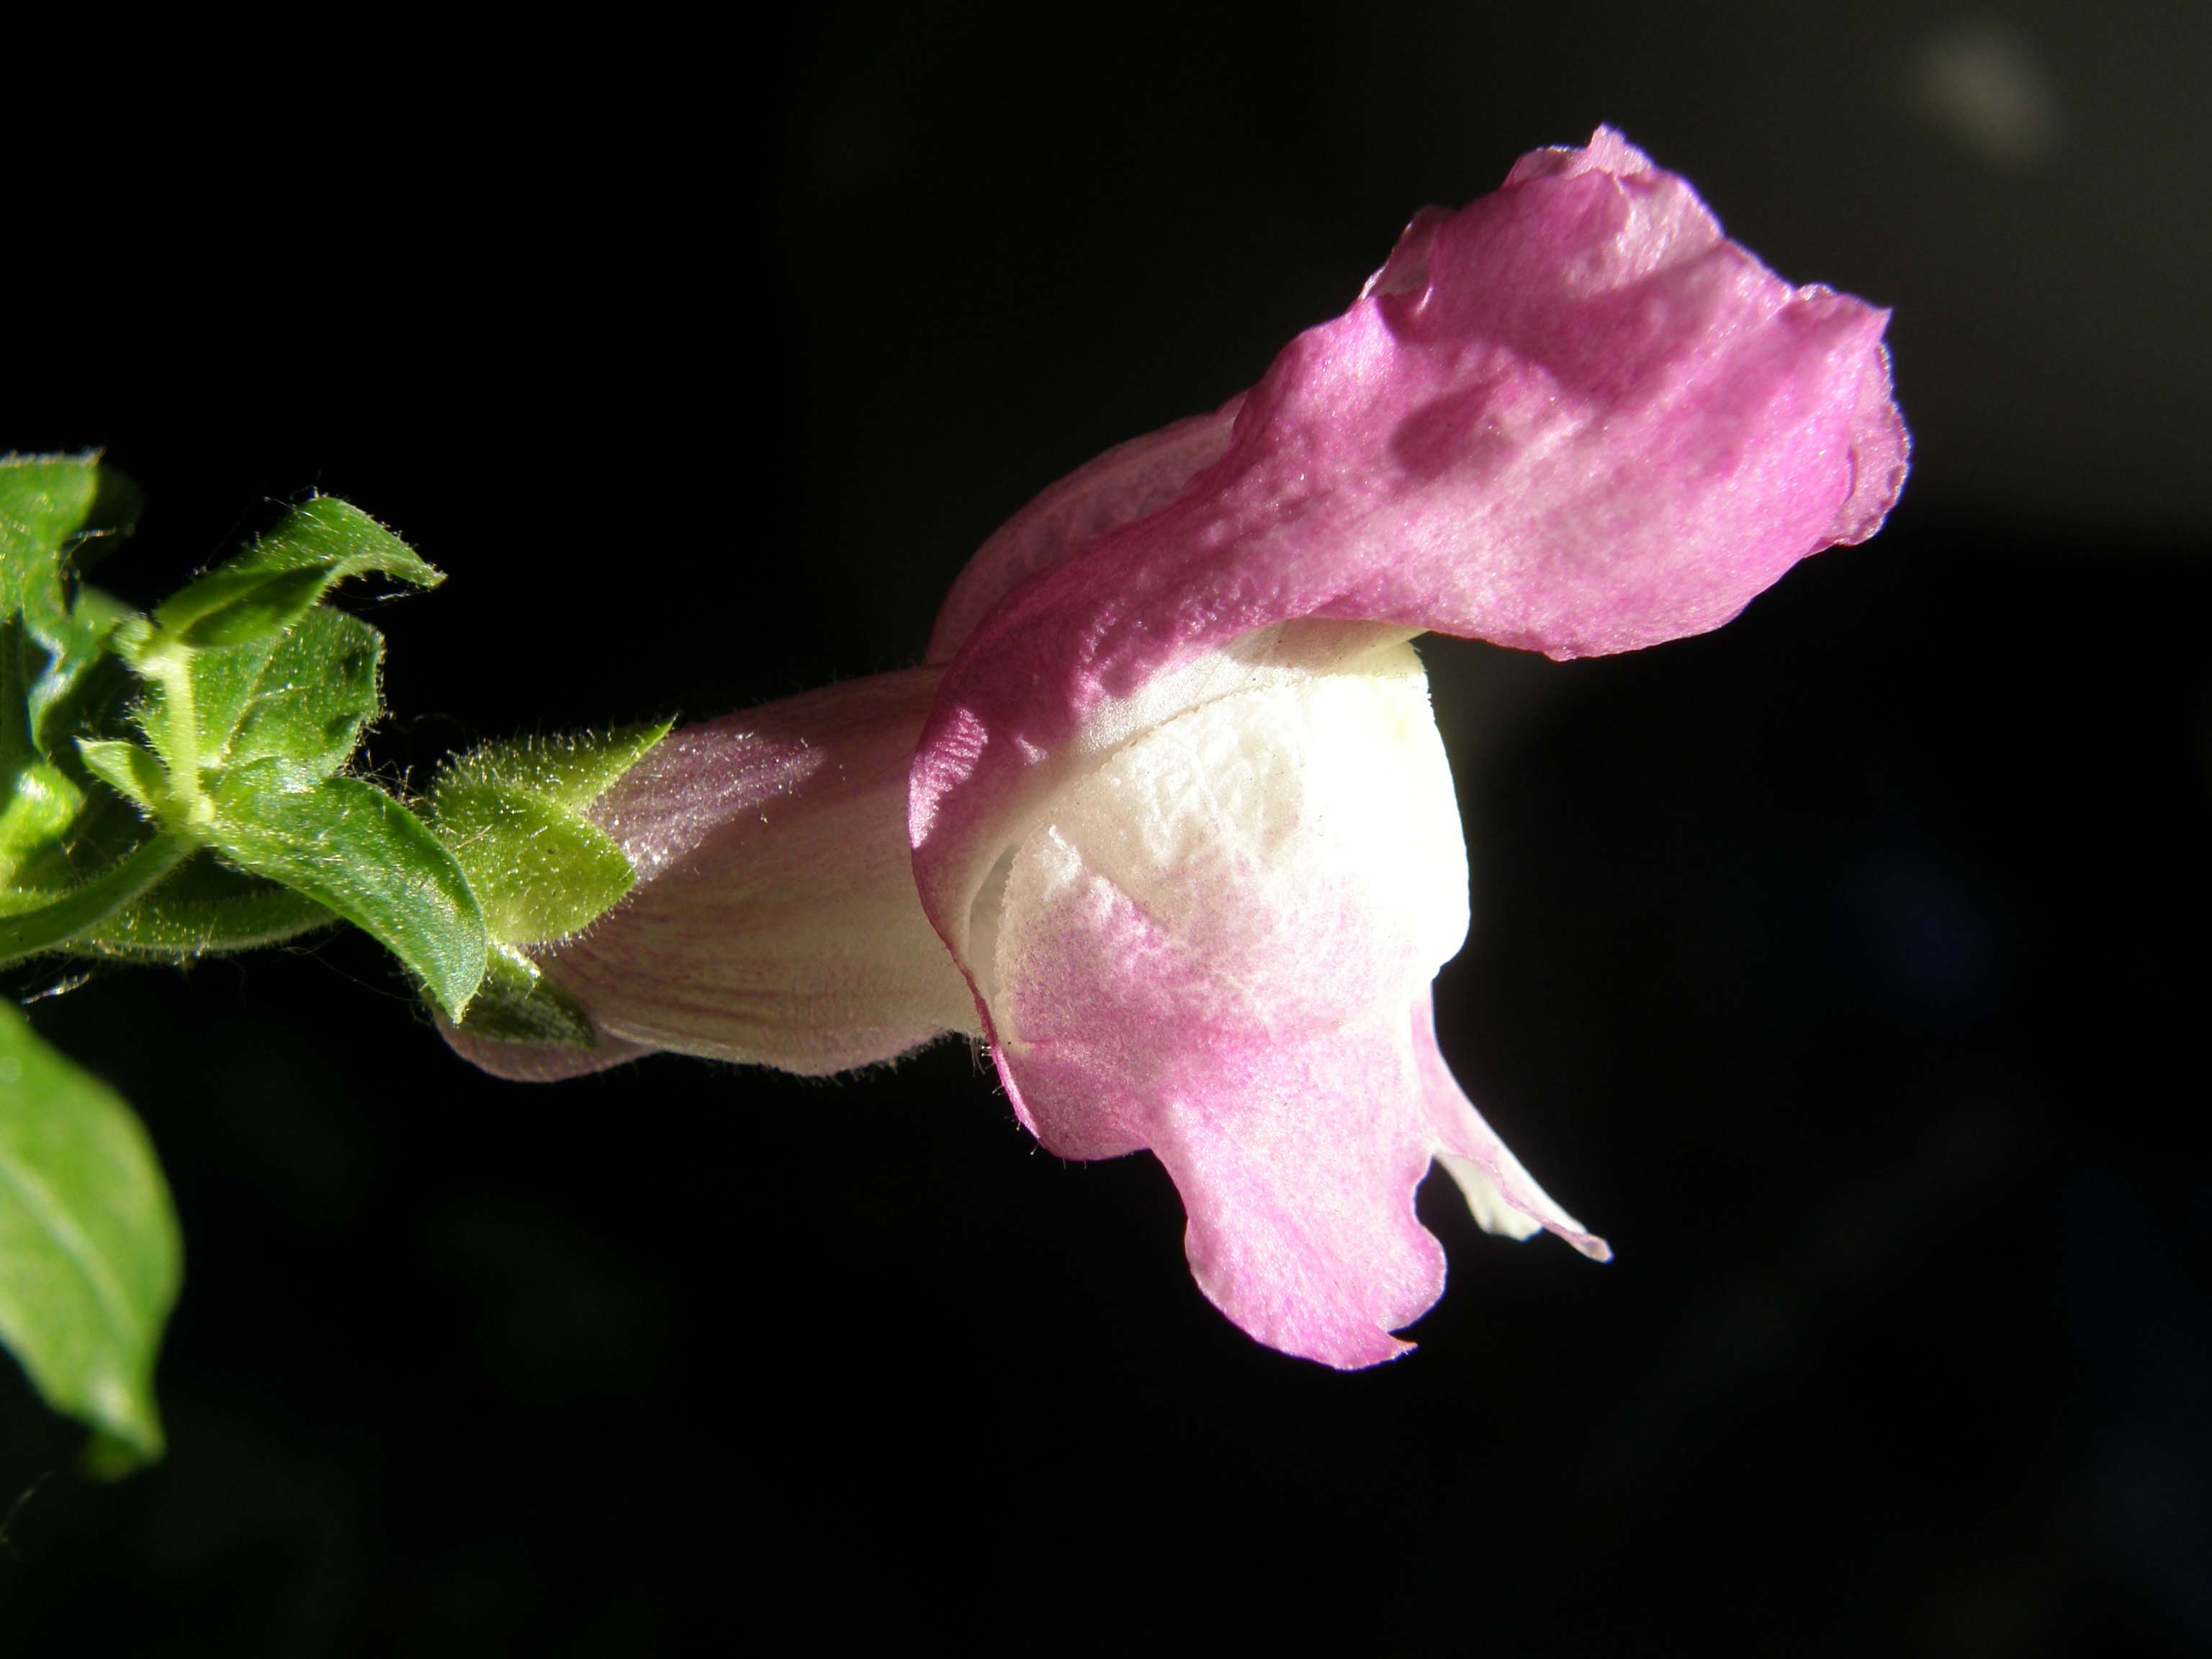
[0,1002,182,1470]
[2,459,114,884]
[439,721,671,814]
[205,763,485,1018]
[217,607,383,774]
[431,784,635,947]
[3,457,138,760]
[76,739,168,817]
[143,605,386,788]
[24,598,134,761]
[153,498,440,652]
[450,944,598,1047]
[77,853,336,959]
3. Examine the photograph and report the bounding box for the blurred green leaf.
[25,599,134,763]
[0,781,146,906]
[0,1002,182,1470]
[77,853,336,958]
[0,753,86,885]
[58,467,143,579]
[207,764,485,1017]
[3,457,137,762]
[432,784,635,948]
[0,834,194,966]
[0,455,99,616]
[3,459,105,884]
[153,498,440,651]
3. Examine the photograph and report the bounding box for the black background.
[4,2,2208,1652]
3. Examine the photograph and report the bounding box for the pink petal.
[1151,1010,1449,1368]
[912,127,1905,963]
[1359,204,1455,300]
[1501,124,1658,186]
[1409,994,1611,1262]
[996,830,1451,1369]
[924,399,1244,665]
[445,668,980,1080]
[982,637,1471,1365]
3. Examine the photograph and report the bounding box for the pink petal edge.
[1411,994,1611,1264]
[925,398,1244,665]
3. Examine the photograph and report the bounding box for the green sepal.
[0,1001,183,1471]
[429,720,669,952]
[451,944,598,1047]
[151,498,440,652]
[432,785,636,948]
[205,764,485,1019]
[423,722,668,1044]
[438,721,671,814]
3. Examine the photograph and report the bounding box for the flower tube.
[452,130,1906,1367]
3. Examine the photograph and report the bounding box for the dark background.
[4,2,2208,1652]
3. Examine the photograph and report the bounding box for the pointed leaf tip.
[153,498,441,651]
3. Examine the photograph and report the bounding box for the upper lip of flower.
[911,125,1905,1012]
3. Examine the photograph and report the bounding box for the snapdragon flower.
[450,130,1905,1367]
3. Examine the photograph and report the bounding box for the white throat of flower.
[979,629,1470,1049]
